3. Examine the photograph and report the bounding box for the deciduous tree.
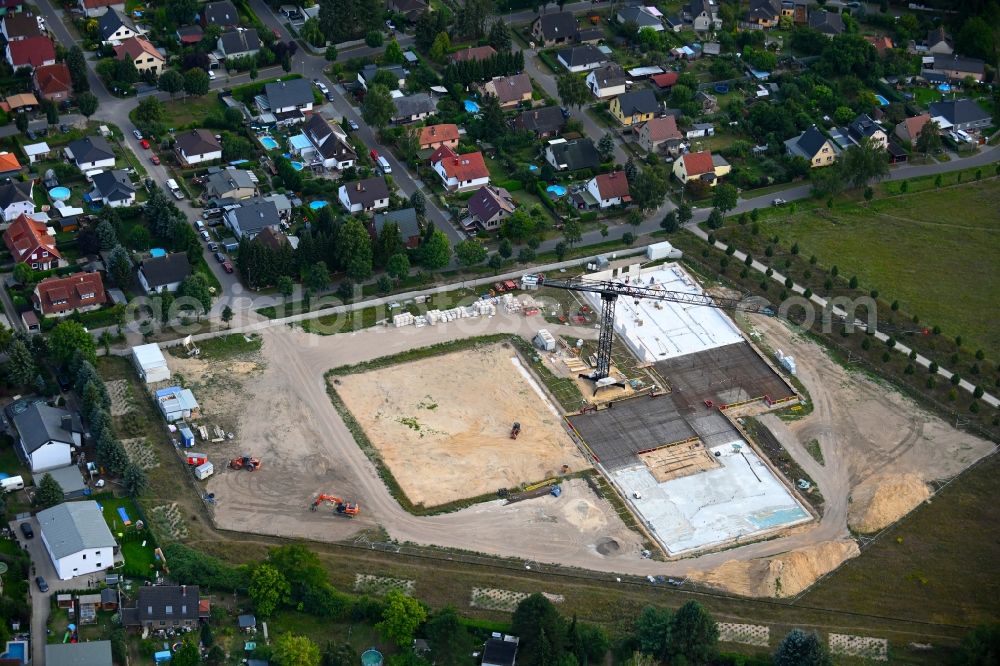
[272,632,321,666]
[249,564,290,618]
[362,84,395,129]
[557,73,590,109]
[377,589,427,647]
[50,321,96,367]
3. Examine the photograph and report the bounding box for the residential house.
[781,1,808,25]
[255,226,291,252]
[808,10,843,37]
[32,62,72,103]
[218,29,261,59]
[577,26,605,44]
[482,636,519,666]
[23,142,50,164]
[0,180,34,221]
[684,121,714,139]
[262,79,313,120]
[8,402,82,472]
[926,26,953,55]
[4,213,60,269]
[556,45,607,73]
[138,253,191,293]
[78,0,123,16]
[587,63,627,99]
[37,501,116,580]
[928,98,992,131]
[204,0,240,29]
[97,8,138,43]
[338,176,390,213]
[617,6,663,31]
[864,34,894,55]
[651,71,679,90]
[432,149,490,192]
[784,127,838,167]
[544,138,600,172]
[637,116,683,154]
[392,92,437,123]
[299,114,356,170]
[46,642,113,666]
[121,585,201,631]
[478,73,532,109]
[417,124,459,150]
[176,25,203,45]
[465,184,515,232]
[848,113,888,150]
[174,129,223,166]
[114,36,164,74]
[89,169,136,207]
[610,89,659,126]
[65,136,116,170]
[1,13,42,41]
[206,168,257,199]
[894,113,931,143]
[685,0,721,31]
[387,0,427,20]
[0,151,21,176]
[358,63,406,90]
[747,0,780,28]
[6,36,56,70]
[156,386,199,422]
[224,199,281,240]
[531,11,578,46]
[928,54,985,82]
[515,106,565,138]
[450,45,496,63]
[372,208,421,248]
[586,171,630,208]
[33,272,107,317]
[672,150,729,185]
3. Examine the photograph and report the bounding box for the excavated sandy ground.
[336,343,589,507]
[847,473,931,534]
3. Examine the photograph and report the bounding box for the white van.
[377,155,392,173]
[1,476,25,493]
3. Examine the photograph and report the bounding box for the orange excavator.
[310,494,360,517]
[229,456,261,471]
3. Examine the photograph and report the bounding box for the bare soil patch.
[336,343,588,507]
[848,473,931,534]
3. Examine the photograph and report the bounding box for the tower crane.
[536,275,775,386]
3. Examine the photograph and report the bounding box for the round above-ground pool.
[546,184,567,197]
[48,186,71,201]
[259,136,279,150]
[150,247,167,258]
[714,83,729,94]
[291,161,304,171]
[463,99,480,113]
[361,649,384,666]
[309,200,328,209]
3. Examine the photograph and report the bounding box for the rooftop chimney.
[61,414,72,432]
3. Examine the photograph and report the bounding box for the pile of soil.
[688,540,860,598]
[848,473,931,534]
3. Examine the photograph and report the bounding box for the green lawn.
[157,96,225,130]
[756,179,1000,355]
[167,333,262,360]
[912,86,943,106]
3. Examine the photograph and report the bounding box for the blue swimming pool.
[938,83,951,92]
[48,186,71,201]
[1,640,26,664]
[874,94,889,106]
[291,161,304,171]
[259,136,279,150]
[150,248,167,257]
[463,99,480,113]
[546,184,567,197]
[528,164,539,172]
[309,200,328,209]
[714,83,729,94]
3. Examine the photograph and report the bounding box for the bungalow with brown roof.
[417,124,459,151]
[450,45,496,63]
[478,73,532,109]
[894,114,931,143]
[33,63,72,103]
[114,36,164,74]
[637,116,683,154]
[432,149,490,192]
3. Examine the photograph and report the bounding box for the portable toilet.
[179,425,195,448]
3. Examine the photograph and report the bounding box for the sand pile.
[688,540,860,598]
[848,473,930,534]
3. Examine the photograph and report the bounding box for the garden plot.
[121,438,159,470]
[829,633,888,661]
[717,623,770,647]
[354,574,415,596]
[106,379,134,416]
[148,503,189,540]
[470,587,564,612]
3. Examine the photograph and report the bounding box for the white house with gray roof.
[8,402,83,472]
[38,500,118,579]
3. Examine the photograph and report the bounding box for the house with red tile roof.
[864,34,894,55]
[114,36,164,74]
[672,150,730,185]
[5,36,56,70]
[4,214,61,270]
[651,71,679,89]
[33,272,107,317]
[0,151,22,176]
[585,171,630,209]
[33,63,72,103]
[417,124,460,151]
[450,45,496,63]
[432,151,490,192]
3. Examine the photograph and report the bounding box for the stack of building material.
[502,293,521,313]
[393,312,415,327]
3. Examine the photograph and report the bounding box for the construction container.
[0,475,24,493]
[533,329,556,352]
[186,453,208,466]
[179,425,195,448]
[194,462,214,480]
[646,241,683,261]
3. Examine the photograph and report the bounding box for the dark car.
[56,372,72,391]
[222,261,234,274]
[35,576,48,592]
[214,251,226,263]
[20,522,33,539]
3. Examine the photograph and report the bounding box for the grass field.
[158,96,224,130]
[756,178,1000,355]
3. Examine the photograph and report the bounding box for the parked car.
[208,70,216,80]
[369,148,379,160]
[20,522,33,539]
[35,576,48,592]
[214,251,226,263]
[325,91,335,102]
[347,119,359,131]
[208,242,219,252]
[150,154,160,165]
[222,261,234,274]
[200,230,211,241]
[133,129,142,140]
[772,198,786,206]
[140,139,150,149]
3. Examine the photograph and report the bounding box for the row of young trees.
[442,50,526,88]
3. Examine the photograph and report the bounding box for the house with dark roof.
[417,124,460,150]
[808,9,843,37]
[926,26,953,55]
[0,180,34,222]
[926,54,985,82]
[33,272,107,317]
[515,106,565,138]
[204,0,240,28]
[299,114,356,170]
[556,45,607,73]
[482,636,519,666]
[848,114,888,149]
[175,129,223,166]
[225,199,281,240]
[544,138,600,172]
[784,127,838,167]
[465,185,515,232]
[4,213,60,269]
[617,6,664,31]
[37,500,117,579]
[531,11,578,46]
[388,0,427,20]
[97,8,138,43]
[218,29,262,59]
[138,253,192,293]
[78,0,124,17]
[46,641,113,666]
[781,0,808,25]
[432,150,490,192]
[610,89,659,126]
[263,79,313,115]
[929,98,991,131]
[586,63,627,99]
[392,92,437,123]
[206,168,257,199]
[1,12,42,41]
[89,169,136,207]
[33,62,72,103]
[338,176,391,213]
[478,73,532,109]
[358,63,406,90]
[7,402,83,472]
[176,25,204,44]
[6,35,56,70]
[65,136,116,170]
[684,0,721,31]
[747,0,780,28]
[372,208,421,248]
[450,45,496,63]
[586,171,631,209]
[121,585,202,630]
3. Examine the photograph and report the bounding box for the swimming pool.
[527,164,539,172]
[309,200,328,209]
[463,99,480,113]
[150,248,167,258]
[714,83,729,94]
[938,83,951,92]
[291,161,304,171]
[48,186,71,201]
[546,184,567,197]
[259,136,279,150]
[1,640,26,664]
[874,94,889,106]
